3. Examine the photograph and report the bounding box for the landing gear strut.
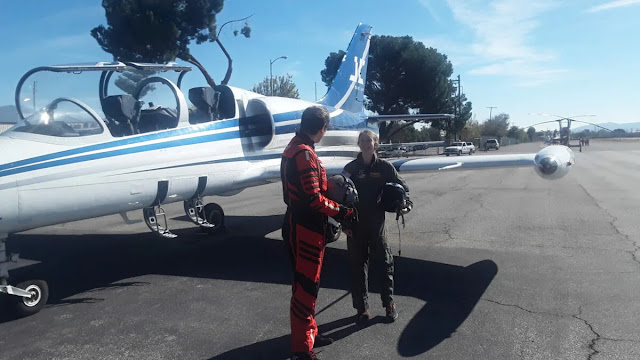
[0,236,49,317]
[143,205,177,239]
[142,179,226,238]
[184,198,225,234]
[184,177,224,235]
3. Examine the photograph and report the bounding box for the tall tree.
[507,125,520,139]
[424,126,442,141]
[114,70,156,98]
[527,126,536,141]
[461,119,482,142]
[252,74,299,99]
[321,35,456,142]
[482,113,510,137]
[320,50,346,88]
[91,0,250,89]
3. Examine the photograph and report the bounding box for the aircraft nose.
[0,136,54,169]
[537,156,558,175]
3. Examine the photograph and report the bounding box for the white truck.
[444,142,473,156]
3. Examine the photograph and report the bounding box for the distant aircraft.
[530,114,612,152]
[0,23,575,317]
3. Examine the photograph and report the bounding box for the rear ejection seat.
[188,85,237,124]
[188,87,218,123]
[102,94,142,137]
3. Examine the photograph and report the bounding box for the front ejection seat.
[102,94,142,137]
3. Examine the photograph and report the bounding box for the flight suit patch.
[370,172,381,178]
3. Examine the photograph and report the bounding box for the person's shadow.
[2,214,497,358]
[208,243,498,359]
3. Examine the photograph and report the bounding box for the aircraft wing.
[367,114,454,122]
[321,153,536,174]
[327,146,574,180]
[234,146,574,192]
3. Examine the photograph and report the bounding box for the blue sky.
[0,0,639,130]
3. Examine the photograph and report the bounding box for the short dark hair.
[300,106,330,135]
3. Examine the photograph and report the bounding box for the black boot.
[386,303,398,322]
[291,350,318,360]
[314,334,334,348]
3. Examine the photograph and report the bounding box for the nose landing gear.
[0,236,49,317]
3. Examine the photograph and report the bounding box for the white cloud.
[469,60,568,86]
[437,0,565,85]
[587,0,640,12]
[418,36,477,68]
[418,0,443,23]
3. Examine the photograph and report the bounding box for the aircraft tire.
[202,203,225,235]
[13,280,48,317]
[326,222,342,244]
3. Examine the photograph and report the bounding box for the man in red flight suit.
[281,106,355,360]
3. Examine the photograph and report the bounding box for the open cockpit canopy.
[12,62,195,139]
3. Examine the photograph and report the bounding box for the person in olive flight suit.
[342,129,409,324]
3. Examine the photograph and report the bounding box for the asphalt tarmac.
[1,139,639,359]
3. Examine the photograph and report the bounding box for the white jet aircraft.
[0,23,575,316]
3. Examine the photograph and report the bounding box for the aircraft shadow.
[2,214,497,357]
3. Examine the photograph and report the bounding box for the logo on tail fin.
[349,56,366,85]
[318,23,372,113]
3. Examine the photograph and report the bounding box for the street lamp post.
[270,56,288,96]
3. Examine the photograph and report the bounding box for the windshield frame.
[15,62,191,120]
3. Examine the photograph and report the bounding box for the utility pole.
[487,106,497,121]
[451,75,462,141]
[457,74,461,141]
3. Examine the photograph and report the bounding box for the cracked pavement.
[2,140,640,359]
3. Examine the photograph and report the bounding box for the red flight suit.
[280,132,348,354]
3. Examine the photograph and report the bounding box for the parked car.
[465,142,476,154]
[388,146,407,157]
[444,142,473,156]
[485,139,500,151]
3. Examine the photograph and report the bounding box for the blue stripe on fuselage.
[0,107,370,177]
[2,108,318,171]
[0,130,242,178]
[1,118,240,172]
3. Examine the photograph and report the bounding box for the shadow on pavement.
[1,213,497,358]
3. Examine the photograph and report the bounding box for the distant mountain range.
[573,122,640,132]
[0,105,19,123]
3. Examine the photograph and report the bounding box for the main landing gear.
[326,217,342,243]
[0,236,50,317]
[142,178,225,238]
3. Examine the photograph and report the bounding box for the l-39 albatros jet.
[0,23,575,316]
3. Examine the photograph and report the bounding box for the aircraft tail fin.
[318,23,372,114]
